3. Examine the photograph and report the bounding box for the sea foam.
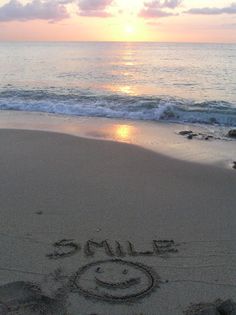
[0,89,235,126]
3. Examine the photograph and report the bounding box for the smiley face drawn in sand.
[72,259,158,302]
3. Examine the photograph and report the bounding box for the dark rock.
[227,129,236,138]
[209,117,217,124]
[217,299,236,315]
[205,135,214,140]
[187,134,193,140]
[233,162,236,170]
[179,130,193,135]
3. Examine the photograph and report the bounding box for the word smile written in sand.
[47,239,178,260]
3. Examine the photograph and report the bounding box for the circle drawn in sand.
[72,259,157,302]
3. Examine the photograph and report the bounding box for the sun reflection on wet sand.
[87,124,136,143]
[67,121,137,143]
[113,124,135,142]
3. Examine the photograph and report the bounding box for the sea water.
[0,41,235,126]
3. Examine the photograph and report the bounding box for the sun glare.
[125,24,135,35]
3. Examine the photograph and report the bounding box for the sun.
[125,24,135,35]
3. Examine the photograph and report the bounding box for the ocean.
[0,41,235,127]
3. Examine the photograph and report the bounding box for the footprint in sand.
[0,281,66,315]
[185,299,236,315]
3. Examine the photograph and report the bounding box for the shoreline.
[0,128,235,314]
[0,110,235,170]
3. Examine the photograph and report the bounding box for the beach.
[0,114,235,315]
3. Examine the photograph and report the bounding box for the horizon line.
[0,40,236,45]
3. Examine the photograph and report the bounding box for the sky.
[0,0,235,42]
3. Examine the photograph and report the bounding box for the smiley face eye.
[122,269,128,275]
[95,267,103,273]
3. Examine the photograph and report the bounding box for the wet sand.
[0,110,235,168]
[0,129,235,315]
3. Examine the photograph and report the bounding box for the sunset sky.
[0,0,235,42]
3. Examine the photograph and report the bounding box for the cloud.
[139,0,181,18]
[0,0,71,22]
[140,9,175,18]
[186,3,236,15]
[78,0,113,17]
[157,0,181,9]
[220,22,236,29]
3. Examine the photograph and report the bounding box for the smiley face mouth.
[95,277,141,289]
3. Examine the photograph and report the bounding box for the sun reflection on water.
[102,83,137,95]
[118,85,135,95]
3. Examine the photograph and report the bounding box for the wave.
[0,89,235,127]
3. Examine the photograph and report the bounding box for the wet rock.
[217,299,236,315]
[209,117,217,124]
[179,130,193,136]
[205,135,213,140]
[178,130,213,141]
[227,129,236,138]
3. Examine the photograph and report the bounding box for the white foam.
[0,90,235,127]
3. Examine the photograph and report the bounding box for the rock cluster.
[227,129,236,138]
[179,130,213,141]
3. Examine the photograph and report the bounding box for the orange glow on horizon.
[0,0,235,43]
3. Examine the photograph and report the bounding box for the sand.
[0,110,235,168]
[0,128,235,315]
